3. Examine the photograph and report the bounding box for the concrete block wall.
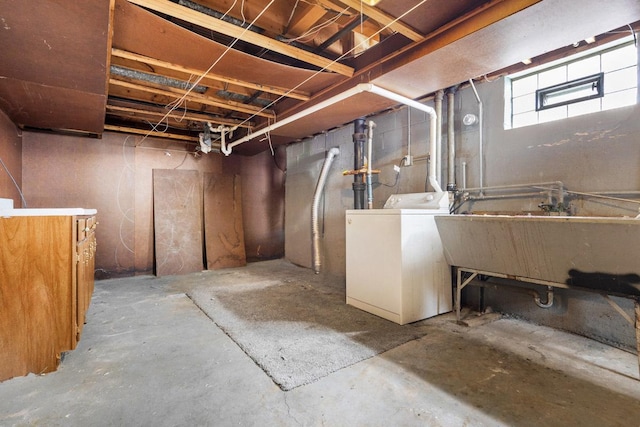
[285,75,640,350]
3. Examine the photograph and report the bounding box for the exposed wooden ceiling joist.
[106,104,254,129]
[104,124,199,141]
[335,0,424,41]
[111,48,311,101]
[286,2,330,36]
[126,0,355,77]
[109,78,275,118]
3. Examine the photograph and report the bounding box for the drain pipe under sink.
[312,147,340,274]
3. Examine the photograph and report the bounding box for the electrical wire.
[141,0,428,152]
[138,0,277,145]
[0,155,27,207]
[229,0,430,133]
[379,157,405,189]
[280,6,350,43]
[284,0,300,32]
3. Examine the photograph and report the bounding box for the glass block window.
[508,37,638,129]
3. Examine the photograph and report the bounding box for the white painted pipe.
[223,83,443,193]
[366,120,376,209]
[447,89,456,190]
[434,90,444,187]
[462,161,467,190]
[469,79,484,195]
[361,85,442,193]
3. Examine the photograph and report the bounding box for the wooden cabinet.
[0,213,97,382]
[76,216,96,339]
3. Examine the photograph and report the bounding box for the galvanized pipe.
[534,286,554,308]
[447,87,457,191]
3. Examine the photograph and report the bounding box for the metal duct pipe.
[434,90,444,186]
[222,83,442,193]
[312,147,340,274]
[366,120,376,209]
[447,87,458,191]
[353,118,367,209]
[469,79,484,195]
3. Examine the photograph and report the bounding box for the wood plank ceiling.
[106,0,492,151]
[1,0,640,155]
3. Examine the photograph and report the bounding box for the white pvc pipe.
[447,89,456,190]
[469,79,484,195]
[358,85,442,193]
[222,83,443,193]
[222,84,373,155]
[434,90,444,187]
[366,120,376,209]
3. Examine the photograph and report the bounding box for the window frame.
[507,36,638,129]
[535,72,604,111]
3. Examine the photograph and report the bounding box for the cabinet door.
[0,216,74,380]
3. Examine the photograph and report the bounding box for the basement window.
[536,73,604,111]
[508,36,638,129]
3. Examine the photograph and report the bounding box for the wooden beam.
[111,48,310,101]
[109,78,275,118]
[127,0,354,77]
[287,2,328,36]
[105,104,254,129]
[104,124,198,141]
[334,0,424,41]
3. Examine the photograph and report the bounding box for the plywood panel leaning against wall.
[203,173,246,269]
[152,169,203,276]
[0,213,96,382]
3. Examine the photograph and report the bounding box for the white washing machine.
[345,192,452,325]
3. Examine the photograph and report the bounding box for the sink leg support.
[636,300,640,377]
[456,268,478,323]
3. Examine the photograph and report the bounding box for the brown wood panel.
[203,173,246,270]
[0,0,110,135]
[0,110,22,207]
[0,216,74,381]
[152,169,204,276]
[112,0,344,95]
[0,0,111,94]
[21,132,136,277]
[0,78,106,134]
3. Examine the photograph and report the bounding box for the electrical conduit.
[312,147,340,274]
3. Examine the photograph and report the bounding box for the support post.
[635,300,640,377]
[456,268,478,323]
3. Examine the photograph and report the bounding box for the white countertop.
[1,208,97,217]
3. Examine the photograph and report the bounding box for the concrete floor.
[1,260,639,426]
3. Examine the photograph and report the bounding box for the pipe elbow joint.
[534,286,554,309]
